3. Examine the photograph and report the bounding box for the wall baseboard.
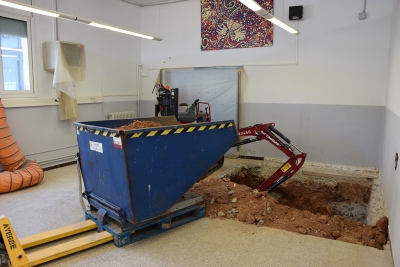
[43,161,76,171]
[36,155,77,169]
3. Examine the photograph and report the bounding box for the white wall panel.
[386,1,400,117]
[0,0,142,166]
[141,0,392,106]
[55,0,142,99]
[380,1,400,265]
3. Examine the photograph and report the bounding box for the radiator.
[108,111,136,120]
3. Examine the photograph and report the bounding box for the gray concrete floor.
[0,159,394,267]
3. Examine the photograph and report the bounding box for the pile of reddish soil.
[190,178,389,249]
[115,120,162,130]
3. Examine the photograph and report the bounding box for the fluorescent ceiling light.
[0,0,162,41]
[89,22,155,40]
[239,0,300,35]
[1,55,17,57]
[238,0,262,11]
[0,0,59,17]
[267,18,299,34]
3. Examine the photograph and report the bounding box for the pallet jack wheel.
[0,240,8,267]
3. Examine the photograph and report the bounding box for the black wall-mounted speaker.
[289,6,303,20]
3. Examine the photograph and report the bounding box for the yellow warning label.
[281,163,291,173]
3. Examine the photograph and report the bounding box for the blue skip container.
[74,116,238,229]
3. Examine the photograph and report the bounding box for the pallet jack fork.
[0,215,113,267]
[0,194,205,266]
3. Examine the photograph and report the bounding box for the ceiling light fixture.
[0,0,59,17]
[0,0,162,41]
[238,0,300,35]
[89,22,159,40]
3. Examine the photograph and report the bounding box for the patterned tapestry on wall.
[201,0,274,51]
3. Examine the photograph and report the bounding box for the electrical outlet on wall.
[359,12,366,20]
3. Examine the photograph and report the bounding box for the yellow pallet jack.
[0,195,205,267]
[0,215,113,267]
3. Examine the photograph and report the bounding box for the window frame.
[0,11,37,98]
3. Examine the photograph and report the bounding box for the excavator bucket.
[74,116,238,226]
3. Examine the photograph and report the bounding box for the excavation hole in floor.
[190,163,389,250]
[227,165,371,223]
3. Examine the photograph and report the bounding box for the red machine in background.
[177,98,307,191]
[196,102,211,122]
[233,123,307,192]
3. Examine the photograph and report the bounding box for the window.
[0,14,34,95]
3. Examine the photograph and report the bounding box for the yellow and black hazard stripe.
[77,127,120,138]
[127,122,234,139]
[77,122,233,139]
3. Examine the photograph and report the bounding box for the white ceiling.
[121,0,188,7]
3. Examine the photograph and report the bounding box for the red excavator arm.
[233,123,307,192]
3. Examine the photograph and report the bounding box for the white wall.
[141,0,391,106]
[380,0,400,265]
[35,0,143,100]
[386,1,400,116]
[0,0,143,166]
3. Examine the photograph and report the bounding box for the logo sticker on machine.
[113,137,122,149]
[281,163,291,173]
[89,141,103,153]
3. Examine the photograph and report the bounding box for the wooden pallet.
[85,204,205,247]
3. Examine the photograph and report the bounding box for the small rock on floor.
[298,228,307,234]
[376,216,389,234]
[332,230,341,239]
[247,214,256,224]
[255,216,264,222]
[237,212,246,222]
[218,212,225,217]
